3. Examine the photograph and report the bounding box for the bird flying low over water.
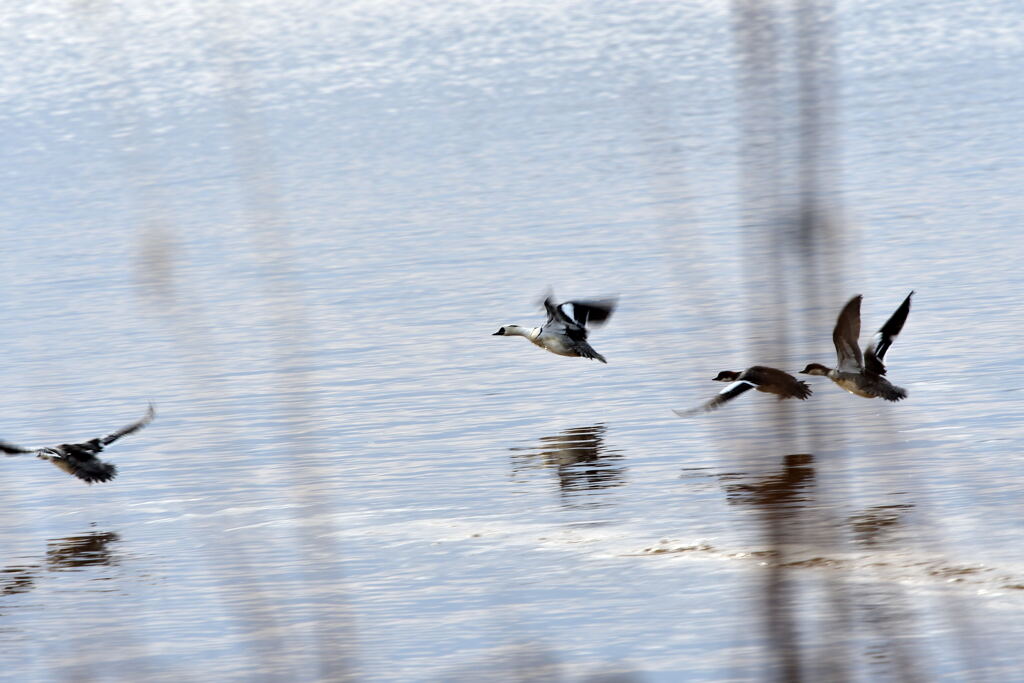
[800,291,913,401]
[0,404,155,484]
[493,294,616,363]
[675,366,812,415]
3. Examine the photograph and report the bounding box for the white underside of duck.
[493,295,615,364]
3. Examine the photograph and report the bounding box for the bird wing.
[51,445,118,483]
[745,366,813,400]
[99,404,156,447]
[557,299,617,329]
[674,381,756,416]
[832,295,864,373]
[864,291,913,376]
[0,441,36,455]
[541,295,561,325]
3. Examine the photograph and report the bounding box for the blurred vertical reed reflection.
[729,0,984,679]
[731,0,852,681]
[130,6,357,679]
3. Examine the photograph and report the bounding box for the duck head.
[712,371,741,382]
[799,363,830,376]
[493,324,529,337]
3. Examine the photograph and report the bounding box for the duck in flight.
[800,292,913,401]
[675,366,812,415]
[0,404,155,483]
[493,295,616,363]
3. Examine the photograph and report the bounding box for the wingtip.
[536,288,555,308]
[673,406,705,417]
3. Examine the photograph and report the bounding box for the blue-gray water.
[2,1,1024,680]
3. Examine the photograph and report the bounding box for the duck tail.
[881,384,907,402]
[576,341,606,363]
[794,380,813,400]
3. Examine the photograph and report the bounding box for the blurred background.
[2,0,1023,680]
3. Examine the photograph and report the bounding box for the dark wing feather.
[832,295,864,372]
[541,296,561,325]
[864,291,913,375]
[744,366,813,400]
[99,404,156,447]
[54,446,118,483]
[563,326,589,342]
[674,381,756,416]
[557,299,617,328]
[0,441,36,455]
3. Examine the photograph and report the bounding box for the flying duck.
[0,404,155,483]
[675,366,812,415]
[493,295,616,363]
[799,292,913,401]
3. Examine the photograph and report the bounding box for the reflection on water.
[46,531,121,571]
[674,462,1024,594]
[1,531,120,601]
[848,503,915,548]
[717,454,816,510]
[1,568,35,598]
[510,424,625,508]
[1,0,1022,678]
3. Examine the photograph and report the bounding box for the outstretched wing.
[0,441,36,456]
[100,404,156,447]
[557,299,617,329]
[674,381,756,416]
[864,291,913,376]
[832,295,864,373]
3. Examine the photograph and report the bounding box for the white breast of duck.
[534,329,578,356]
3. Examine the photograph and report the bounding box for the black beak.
[492,328,505,336]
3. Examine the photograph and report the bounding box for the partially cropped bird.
[0,404,155,484]
[493,294,616,363]
[675,366,812,415]
[800,292,913,401]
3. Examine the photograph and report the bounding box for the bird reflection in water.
[716,454,816,511]
[510,424,625,508]
[848,502,915,549]
[46,531,121,571]
[1,531,121,600]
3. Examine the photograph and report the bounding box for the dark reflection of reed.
[511,424,626,508]
[727,0,897,679]
[722,0,980,678]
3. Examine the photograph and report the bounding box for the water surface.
[2,1,1024,680]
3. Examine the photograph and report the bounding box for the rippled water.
[2,1,1024,680]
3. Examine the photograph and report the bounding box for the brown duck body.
[676,365,812,415]
[800,292,913,402]
[734,366,814,400]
